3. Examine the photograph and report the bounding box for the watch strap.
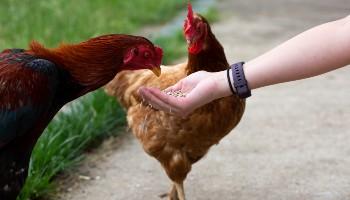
[231,62,251,98]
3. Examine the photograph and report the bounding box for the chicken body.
[105,6,245,200]
[0,35,162,200]
[109,64,244,180]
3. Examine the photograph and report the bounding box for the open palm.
[139,71,225,117]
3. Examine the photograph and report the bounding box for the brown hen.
[105,4,245,200]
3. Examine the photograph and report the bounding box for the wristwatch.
[230,62,251,98]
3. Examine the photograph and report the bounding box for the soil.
[55,0,350,199]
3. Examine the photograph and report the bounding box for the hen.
[0,34,162,200]
[105,4,245,200]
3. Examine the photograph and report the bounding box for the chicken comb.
[187,2,194,24]
[184,1,194,34]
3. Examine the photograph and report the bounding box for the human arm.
[245,15,350,89]
[139,15,350,116]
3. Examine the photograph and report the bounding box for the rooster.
[105,4,245,200]
[0,34,162,200]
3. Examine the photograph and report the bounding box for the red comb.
[187,2,194,24]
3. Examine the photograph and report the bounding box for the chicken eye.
[144,51,150,58]
[132,48,139,55]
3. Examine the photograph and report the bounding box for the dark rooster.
[0,34,162,200]
[105,4,245,200]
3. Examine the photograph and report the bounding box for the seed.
[163,90,186,97]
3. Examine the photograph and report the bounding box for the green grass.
[0,0,186,48]
[0,1,188,200]
[19,90,125,200]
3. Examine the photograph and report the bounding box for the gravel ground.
[55,0,350,200]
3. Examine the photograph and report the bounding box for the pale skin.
[139,15,350,117]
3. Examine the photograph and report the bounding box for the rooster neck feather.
[28,35,138,89]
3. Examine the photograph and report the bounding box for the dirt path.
[56,0,350,200]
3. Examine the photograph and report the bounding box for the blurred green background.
[0,0,186,48]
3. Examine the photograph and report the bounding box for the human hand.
[139,70,232,117]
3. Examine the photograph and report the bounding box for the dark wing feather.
[0,50,58,146]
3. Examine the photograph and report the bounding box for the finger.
[140,87,193,118]
[139,88,168,110]
[139,87,182,114]
[146,88,196,118]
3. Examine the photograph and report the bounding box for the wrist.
[243,61,258,90]
[212,71,233,98]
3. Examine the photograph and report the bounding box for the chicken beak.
[150,67,161,77]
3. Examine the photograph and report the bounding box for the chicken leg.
[166,181,185,200]
[174,182,185,200]
[167,184,178,200]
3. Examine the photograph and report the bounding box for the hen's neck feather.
[187,28,229,74]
